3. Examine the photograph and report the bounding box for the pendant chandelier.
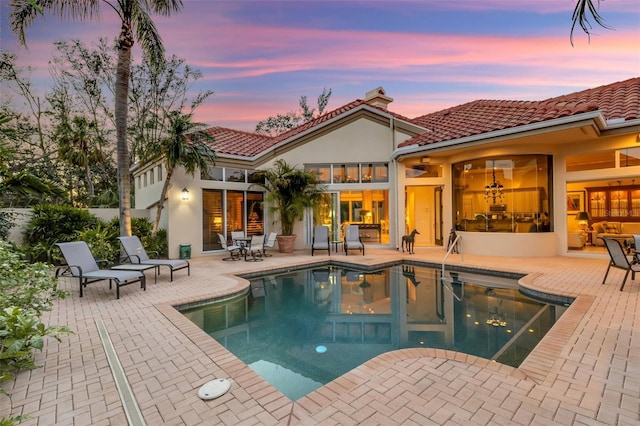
[484,161,503,204]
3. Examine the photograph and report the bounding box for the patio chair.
[262,232,278,257]
[634,235,640,263]
[311,225,330,256]
[118,236,190,281]
[245,234,265,261]
[602,237,640,291]
[344,224,365,256]
[217,233,242,261]
[55,241,145,299]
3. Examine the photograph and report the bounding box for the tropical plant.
[22,204,100,263]
[0,241,71,393]
[9,0,185,237]
[143,110,216,235]
[75,222,119,264]
[250,159,325,236]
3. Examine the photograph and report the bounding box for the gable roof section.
[400,77,640,148]
[202,99,419,158]
[201,127,274,157]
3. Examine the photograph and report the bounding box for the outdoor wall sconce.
[181,187,189,201]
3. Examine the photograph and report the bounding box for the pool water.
[180,264,566,400]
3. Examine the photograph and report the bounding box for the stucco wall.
[2,208,151,245]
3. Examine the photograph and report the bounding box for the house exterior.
[133,78,640,259]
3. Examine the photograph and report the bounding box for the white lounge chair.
[311,225,330,256]
[118,236,190,281]
[344,224,364,256]
[55,241,145,299]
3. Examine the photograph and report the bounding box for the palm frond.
[570,0,612,45]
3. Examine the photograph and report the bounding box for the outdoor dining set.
[218,231,277,262]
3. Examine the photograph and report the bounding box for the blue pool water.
[180,264,567,400]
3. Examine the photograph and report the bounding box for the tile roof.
[399,76,640,148]
[201,77,639,157]
[202,99,416,158]
[201,127,274,157]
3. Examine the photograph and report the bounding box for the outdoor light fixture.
[484,161,504,204]
[575,211,591,230]
[181,187,189,201]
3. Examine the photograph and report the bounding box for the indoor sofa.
[591,221,640,247]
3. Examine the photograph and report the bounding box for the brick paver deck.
[1,248,638,425]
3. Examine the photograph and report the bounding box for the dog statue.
[401,229,420,254]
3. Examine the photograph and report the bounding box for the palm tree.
[55,116,107,199]
[9,0,183,236]
[251,160,325,237]
[571,0,610,45]
[146,110,216,235]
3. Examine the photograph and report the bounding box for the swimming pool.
[180,263,567,400]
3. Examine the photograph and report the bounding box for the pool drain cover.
[198,378,231,400]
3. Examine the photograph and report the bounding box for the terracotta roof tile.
[199,77,639,157]
[201,99,416,158]
[400,76,640,148]
[201,127,275,157]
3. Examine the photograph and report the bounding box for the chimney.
[364,87,393,110]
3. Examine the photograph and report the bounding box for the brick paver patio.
[1,248,638,425]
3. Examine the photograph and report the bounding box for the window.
[157,165,163,181]
[620,148,640,168]
[202,166,223,181]
[150,169,154,185]
[406,164,442,178]
[306,162,390,184]
[306,164,331,183]
[225,168,246,182]
[452,155,552,233]
[247,170,263,184]
[334,164,359,183]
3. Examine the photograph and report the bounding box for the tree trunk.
[115,45,132,237]
[84,160,94,198]
[152,167,173,235]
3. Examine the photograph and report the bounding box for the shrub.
[0,210,16,241]
[107,217,168,257]
[75,222,120,264]
[0,241,72,392]
[22,204,99,263]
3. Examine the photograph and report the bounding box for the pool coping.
[157,259,590,423]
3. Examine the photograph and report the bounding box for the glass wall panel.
[247,170,263,183]
[338,190,389,243]
[203,189,224,251]
[566,152,615,172]
[406,164,442,178]
[371,163,389,182]
[307,164,331,183]
[227,191,245,235]
[202,166,223,181]
[620,148,640,167]
[452,155,552,233]
[247,192,264,236]
[225,168,246,182]
[334,164,359,183]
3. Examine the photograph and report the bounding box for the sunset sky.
[2,0,639,131]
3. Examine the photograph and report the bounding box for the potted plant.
[251,159,325,253]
